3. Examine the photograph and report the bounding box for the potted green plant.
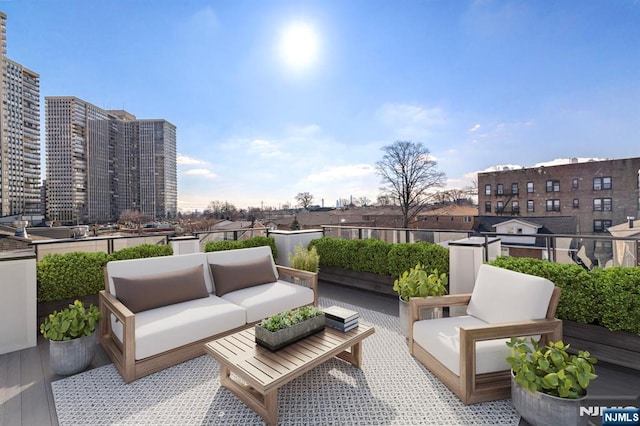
[506,337,597,426]
[40,300,103,375]
[255,306,325,351]
[288,244,320,273]
[393,263,447,337]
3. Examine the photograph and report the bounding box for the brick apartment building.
[477,157,640,235]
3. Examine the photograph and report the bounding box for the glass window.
[512,200,519,213]
[593,220,612,232]
[497,184,504,195]
[603,177,612,189]
[527,182,534,193]
[527,200,534,212]
[593,177,611,190]
[512,183,519,194]
[485,201,491,213]
[546,180,560,192]
[546,199,560,212]
[593,199,602,211]
[485,184,491,195]
[497,201,504,212]
[603,198,612,211]
[572,178,578,189]
[573,198,579,208]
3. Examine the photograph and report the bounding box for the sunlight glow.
[279,22,319,69]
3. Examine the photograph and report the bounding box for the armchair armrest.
[99,290,134,323]
[276,265,319,305]
[459,318,563,397]
[409,294,472,323]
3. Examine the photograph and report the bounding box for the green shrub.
[591,267,640,334]
[388,242,449,278]
[309,237,449,278]
[110,243,173,261]
[289,244,320,272]
[204,236,277,259]
[37,252,110,302]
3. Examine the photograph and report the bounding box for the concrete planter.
[49,330,97,375]
[255,314,325,351]
[511,374,587,426]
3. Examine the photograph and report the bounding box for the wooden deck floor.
[2,281,639,426]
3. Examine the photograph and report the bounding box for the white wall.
[270,230,324,266]
[0,253,37,355]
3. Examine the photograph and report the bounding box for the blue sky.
[4,0,639,211]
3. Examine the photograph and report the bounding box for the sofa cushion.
[466,264,554,324]
[412,315,511,376]
[110,295,246,360]
[209,255,277,297]
[221,280,315,323]
[113,265,209,313]
[107,253,213,294]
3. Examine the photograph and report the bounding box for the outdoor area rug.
[52,297,520,425]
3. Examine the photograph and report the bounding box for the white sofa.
[408,264,562,404]
[99,246,317,383]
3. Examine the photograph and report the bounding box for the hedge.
[308,237,449,278]
[204,236,277,259]
[37,243,174,302]
[488,257,640,335]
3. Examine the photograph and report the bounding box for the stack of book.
[323,306,359,332]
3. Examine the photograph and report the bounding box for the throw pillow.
[112,264,209,313]
[209,255,277,297]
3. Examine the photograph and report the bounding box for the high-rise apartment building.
[0,12,41,217]
[45,97,176,224]
[477,157,640,235]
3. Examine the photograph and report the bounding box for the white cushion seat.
[222,281,315,323]
[412,315,511,376]
[111,295,246,360]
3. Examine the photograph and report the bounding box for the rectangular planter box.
[255,314,326,351]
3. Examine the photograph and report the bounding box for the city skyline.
[3,1,639,211]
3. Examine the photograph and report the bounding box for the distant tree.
[118,209,150,229]
[295,192,314,209]
[376,141,446,228]
[281,202,291,210]
[208,200,238,220]
[355,196,372,207]
[464,178,478,197]
[290,216,301,230]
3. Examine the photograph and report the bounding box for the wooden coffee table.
[204,323,375,425]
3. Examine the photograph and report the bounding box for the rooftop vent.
[628,216,635,229]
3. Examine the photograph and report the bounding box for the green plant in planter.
[40,300,103,341]
[506,337,597,399]
[393,263,448,302]
[288,244,320,273]
[259,306,324,332]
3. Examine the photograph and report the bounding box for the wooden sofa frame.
[408,287,562,405]
[99,265,318,383]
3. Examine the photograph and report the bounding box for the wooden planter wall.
[563,320,640,371]
[319,266,396,296]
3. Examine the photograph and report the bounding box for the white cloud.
[177,154,209,166]
[376,103,447,140]
[469,124,481,132]
[302,164,376,184]
[183,168,218,178]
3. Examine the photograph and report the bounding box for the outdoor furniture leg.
[219,364,278,425]
[335,341,363,368]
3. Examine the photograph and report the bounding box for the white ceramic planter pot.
[511,374,587,426]
[49,330,97,376]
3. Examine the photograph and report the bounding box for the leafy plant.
[40,300,103,341]
[289,244,320,273]
[393,263,448,302]
[258,306,324,332]
[506,338,597,399]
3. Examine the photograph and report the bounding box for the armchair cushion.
[112,265,209,313]
[412,315,511,376]
[209,255,277,297]
[466,264,554,324]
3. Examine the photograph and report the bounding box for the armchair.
[408,264,562,405]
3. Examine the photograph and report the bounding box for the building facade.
[477,157,640,235]
[45,97,177,224]
[0,12,41,217]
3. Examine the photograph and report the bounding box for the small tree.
[295,192,314,209]
[376,141,446,228]
[290,216,301,230]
